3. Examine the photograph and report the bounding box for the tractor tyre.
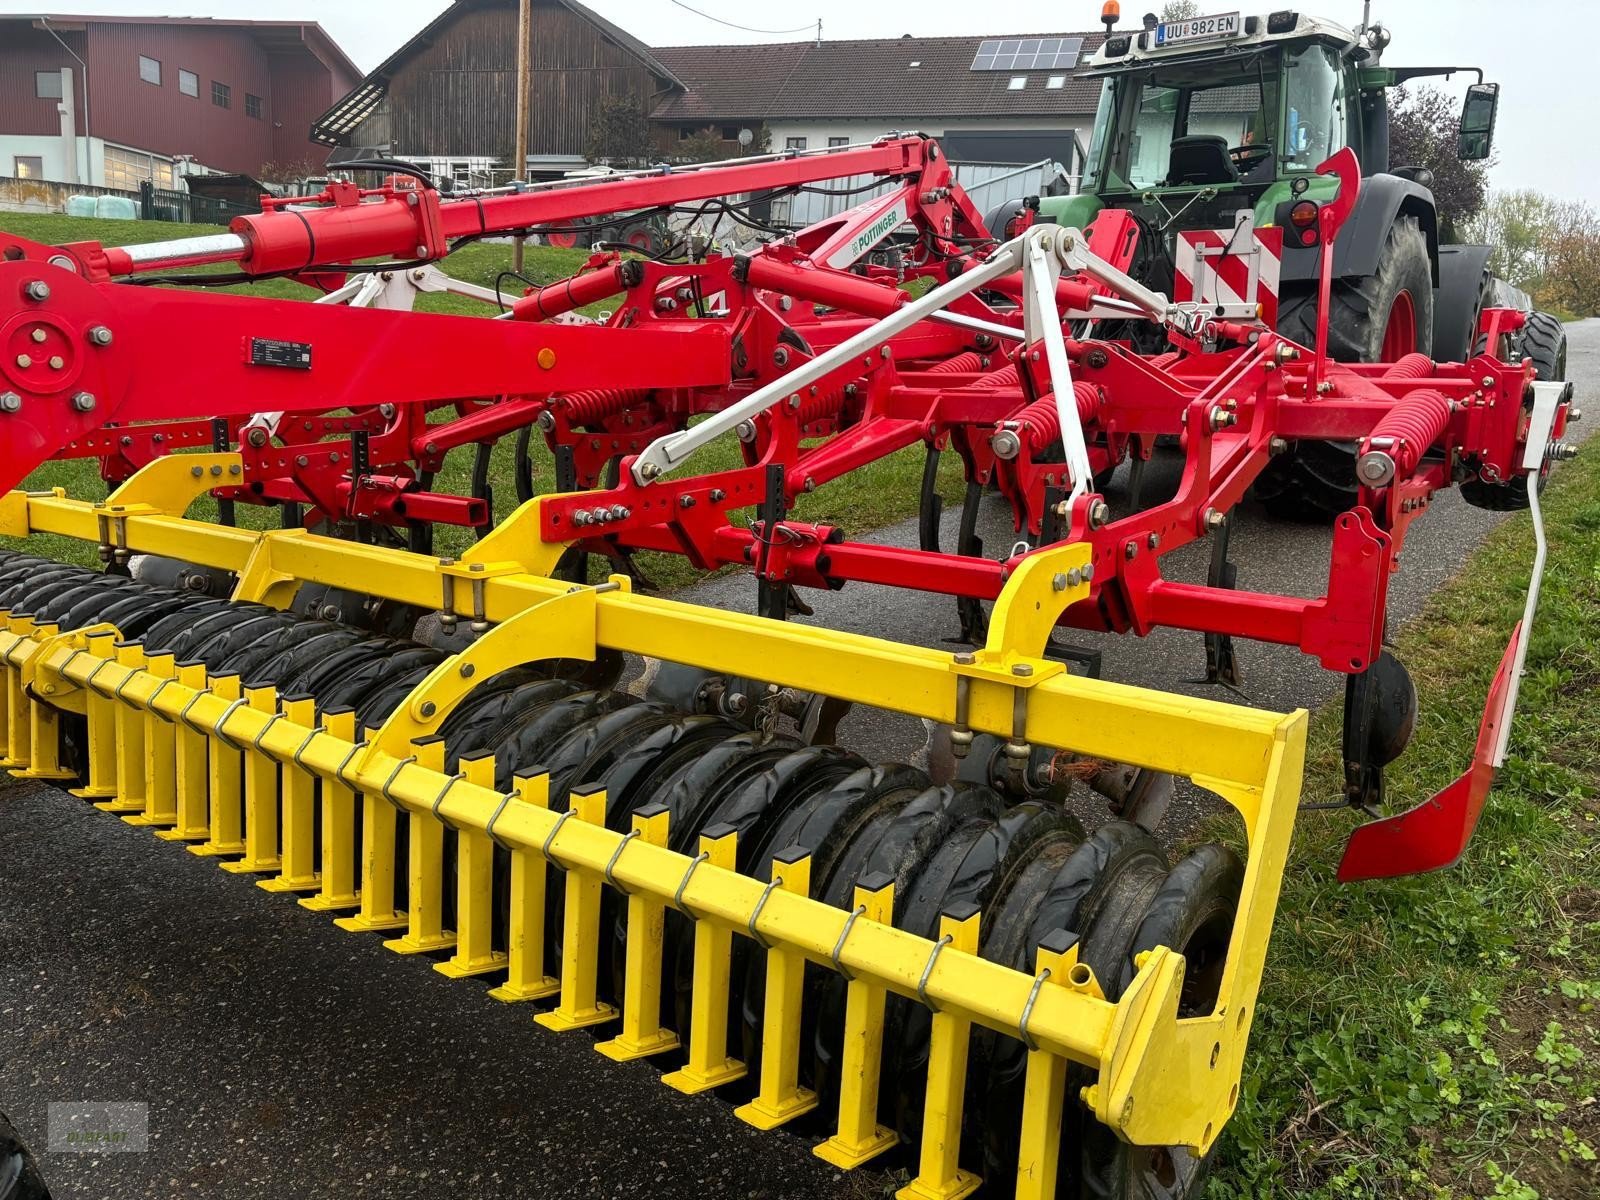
[1461,310,1568,512]
[1258,217,1435,520]
[0,1111,51,1200]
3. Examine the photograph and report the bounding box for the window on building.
[138,55,161,86]
[721,126,740,141]
[35,71,62,100]
[679,127,694,141]
[828,136,849,147]
[212,81,231,109]
[1008,75,1027,90]
[785,136,807,150]
[1047,74,1067,89]
[245,93,263,119]
[102,144,176,190]
[179,69,198,97]
[14,157,45,180]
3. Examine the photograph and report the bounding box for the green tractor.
[1001,8,1567,517]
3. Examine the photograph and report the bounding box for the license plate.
[1155,12,1242,46]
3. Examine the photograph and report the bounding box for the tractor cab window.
[1282,44,1347,171]
[1086,51,1281,191]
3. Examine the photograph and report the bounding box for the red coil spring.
[1013,382,1102,451]
[926,351,987,375]
[557,388,643,427]
[1383,352,1434,380]
[972,362,1020,388]
[1365,388,1452,476]
[798,387,847,426]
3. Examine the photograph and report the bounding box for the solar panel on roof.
[970,35,1082,71]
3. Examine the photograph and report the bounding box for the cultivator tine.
[734,846,819,1130]
[384,737,456,955]
[155,660,213,841]
[815,871,899,1169]
[299,707,361,909]
[900,905,984,1200]
[221,683,281,872]
[486,771,560,1003]
[661,824,746,1094]
[189,673,245,857]
[67,630,120,800]
[535,785,616,1031]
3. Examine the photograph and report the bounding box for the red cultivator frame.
[0,138,1574,879]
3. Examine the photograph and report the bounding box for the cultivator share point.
[0,44,1578,1198]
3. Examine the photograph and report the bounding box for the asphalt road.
[2,320,1594,1199]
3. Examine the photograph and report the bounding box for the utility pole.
[512,0,533,273]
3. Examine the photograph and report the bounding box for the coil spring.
[925,351,988,375]
[797,387,847,426]
[1012,382,1102,452]
[1382,352,1435,381]
[557,388,644,428]
[1365,388,1452,477]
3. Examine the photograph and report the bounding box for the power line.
[666,0,816,37]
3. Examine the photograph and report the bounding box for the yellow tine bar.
[535,784,617,1031]
[384,736,456,954]
[1014,930,1080,1200]
[597,802,679,1061]
[487,771,560,1003]
[155,661,213,841]
[67,631,120,799]
[2,616,35,770]
[123,651,178,827]
[734,845,818,1131]
[299,706,361,910]
[189,672,245,857]
[97,640,148,813]
[334,724,408,933]
[18,623,74,781]
[259,694,322,891]
[436,752,508,978]
[220,683,282,873]
[0,620,13,769]
[815,872,899,1169]
[663,823,745,1094]
[897,905,983,1200]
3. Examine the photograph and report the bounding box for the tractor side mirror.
[1457,83,1499,161]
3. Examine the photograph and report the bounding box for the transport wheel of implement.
[1260,216,1435,520]
[0,1110,51,1200]
[1461,309,1569,511]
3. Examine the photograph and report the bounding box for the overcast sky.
[5,0,1591,203]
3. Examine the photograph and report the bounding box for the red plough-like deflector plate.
[1337,623,1522,882]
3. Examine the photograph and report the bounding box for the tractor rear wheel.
[0,1111,50,1200]
[1258,217,1435,520]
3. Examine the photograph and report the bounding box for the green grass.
[0,212,967,586]
[1209,453,1600,1199]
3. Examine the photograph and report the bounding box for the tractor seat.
[1166,135,1239,186]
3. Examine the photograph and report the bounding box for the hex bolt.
[772,347,790,367]
[320,605,340,620]
[1011,663,1033,678]
[1568,407,1582,423]
[88,325,113,346]
[459,663,476,679]
[609,505,630,520]
[1052,572,1069,591]
[15,354,31,369]
[536,410,556,432]
[735,419,756,442]
[23,280,49,302]
[1088,499,1110,529]
[1549,442,1579,461]
[678,494,695,509]
[708,487,725,502]
[953,652,976,666]
[639,461,662,481]
[1202,507,1226,532]
[1082,563,1094,582]
[377,402,395,419]
[48,356,64,370]
[190,465,204,478]
[1147,532,1160,550]
[590,506,611,524]
[30,328,46,344]
[573,510,593,526]
[70,391,96,413]
[0,392,21,414]
[295,455,310,468]
[803,476,816,492]
[990,428,1022,460]
[1124,541,1138,560]
[246,428,269,448]
[420,701,437,718]
[1268,436,1290,457]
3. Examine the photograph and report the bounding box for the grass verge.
[1208,452,1600,1199]
[0,212,966,585]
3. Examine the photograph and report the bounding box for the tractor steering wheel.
[1229,144,1273,172]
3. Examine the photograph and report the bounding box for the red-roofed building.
[0,13,360,189]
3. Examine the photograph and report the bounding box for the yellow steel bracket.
[232,530,313,609]
[366,576,630,760]
[459,495,576,578]
[0,489,63,539]
[104,452,244,512]
[982,540,1093,665]
[20,622,120,716]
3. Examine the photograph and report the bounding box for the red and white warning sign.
[1174,214,1283,326]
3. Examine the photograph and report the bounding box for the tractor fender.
[1432,243,1495,365]
[1279,173,1439,286]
